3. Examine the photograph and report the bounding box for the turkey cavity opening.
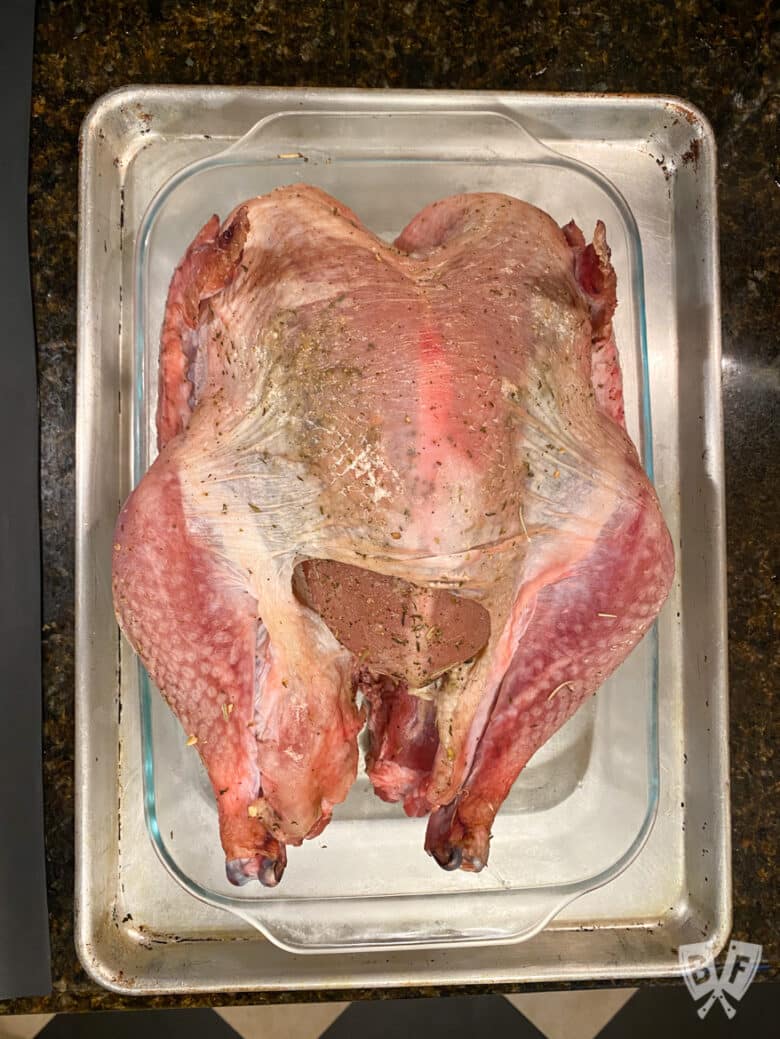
[293,558,490,688]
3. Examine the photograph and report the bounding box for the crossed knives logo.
[679,940,762,1019]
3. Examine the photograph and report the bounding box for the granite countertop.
[3,0,777,1014]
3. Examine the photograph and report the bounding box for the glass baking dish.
[132,109,659,954]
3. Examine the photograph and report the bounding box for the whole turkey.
[113,185,674,886]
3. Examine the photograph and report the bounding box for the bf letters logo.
[679,940,762,1019]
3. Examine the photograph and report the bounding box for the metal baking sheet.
[75,87,729,994]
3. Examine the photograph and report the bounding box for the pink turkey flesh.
[112,186,674,885]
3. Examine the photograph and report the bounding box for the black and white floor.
[2,984,777,1039]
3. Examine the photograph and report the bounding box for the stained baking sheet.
[76,87,729,993]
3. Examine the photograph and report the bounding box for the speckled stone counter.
[3,0,777,1013]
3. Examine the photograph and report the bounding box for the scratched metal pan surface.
[75,87,728,993]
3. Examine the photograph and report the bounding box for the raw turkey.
[113,185,674,885]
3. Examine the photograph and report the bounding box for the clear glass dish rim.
[131,108,660,949]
